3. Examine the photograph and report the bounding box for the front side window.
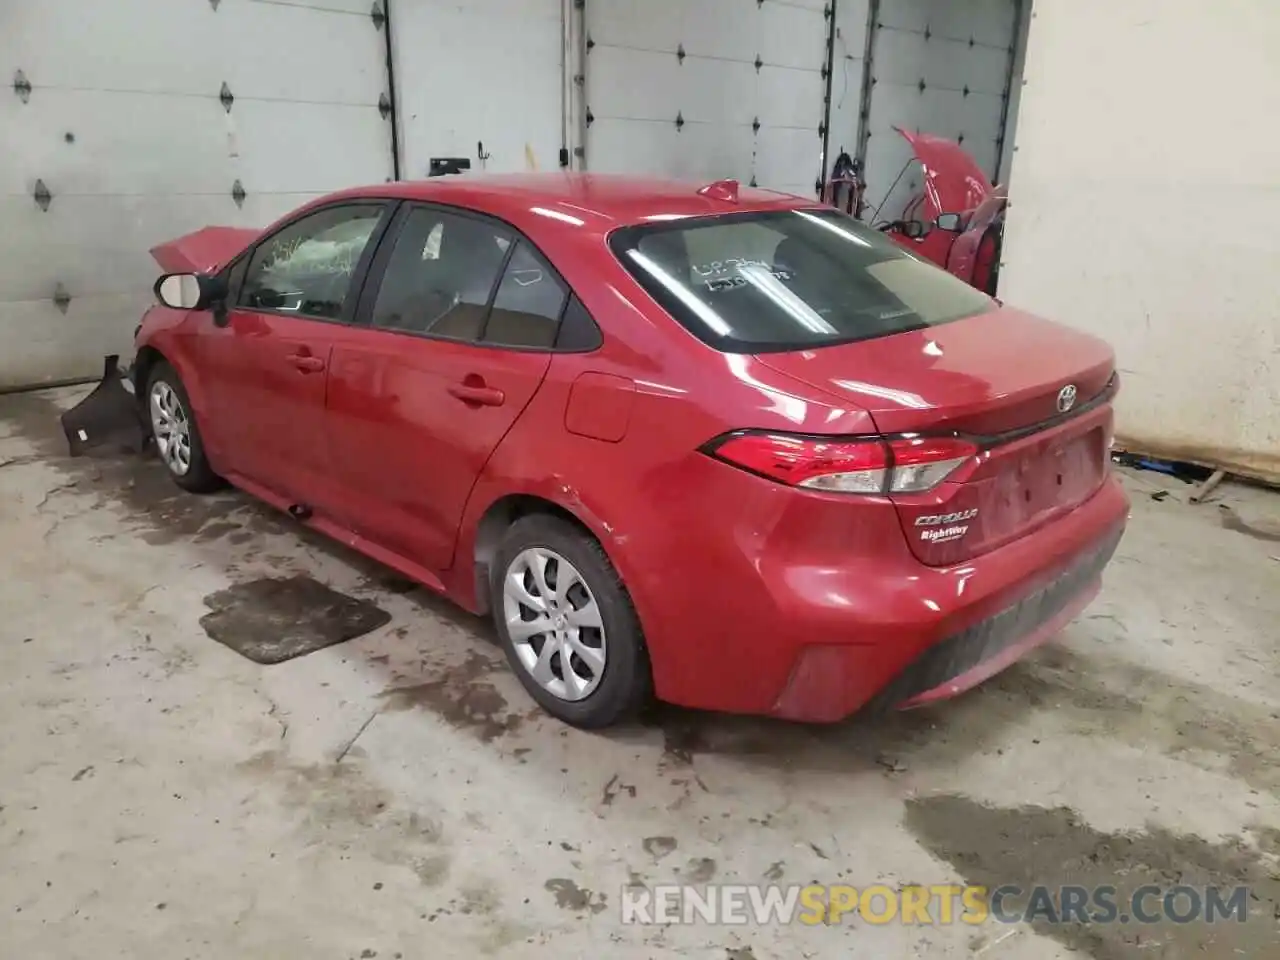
[609,208,995,353]
[371,207,513,341]
[240,204,385,320]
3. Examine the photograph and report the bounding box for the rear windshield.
[609,208,994,353]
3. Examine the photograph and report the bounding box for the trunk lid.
[755,306,1117,564]
[150,226,260,274]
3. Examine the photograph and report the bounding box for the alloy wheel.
[149,380,192,477]
[502,547,607,702]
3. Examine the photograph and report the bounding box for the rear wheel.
[491,514,651,728]
[146,361,222,493]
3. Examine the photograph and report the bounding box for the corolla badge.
[1057,384,1078,413]
[915,509,977,544]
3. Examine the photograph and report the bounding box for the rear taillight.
[705,432,977,495]
[887,436,979,493]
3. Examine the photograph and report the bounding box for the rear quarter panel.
[451,270,882,709]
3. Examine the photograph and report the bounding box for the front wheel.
[491,515,651,728]
[145,361,222,493]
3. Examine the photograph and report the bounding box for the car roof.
[321,172,814,236]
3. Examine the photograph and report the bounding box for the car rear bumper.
[868,522,1120,711]
[765,475,1129,722]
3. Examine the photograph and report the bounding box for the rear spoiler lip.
[962,373,1119,449]
[701,374,1119,459]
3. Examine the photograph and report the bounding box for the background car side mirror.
[901,219,927,240]
[934,212,963,232]
[153,273,227,311]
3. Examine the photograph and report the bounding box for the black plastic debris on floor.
[60,355,147,457]
[199,576,392,664]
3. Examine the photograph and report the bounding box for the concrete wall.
[999,0,1280,481]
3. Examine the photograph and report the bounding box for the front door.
[325,204,565,570]
[201,202,391,505]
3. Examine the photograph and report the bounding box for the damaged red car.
[79,172,1127,728]
[830,128,1007,294]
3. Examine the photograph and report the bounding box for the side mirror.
[901,219,927,240]
[934,212,963,232]
[153,273,227,311]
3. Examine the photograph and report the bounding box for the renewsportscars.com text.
[620,883,1251,927]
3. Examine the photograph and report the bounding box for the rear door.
[325,204,563,570]
[199,202,391,505]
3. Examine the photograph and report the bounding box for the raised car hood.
[150,226,260,274]
[897,128,994,219]
[754,305,1116,437]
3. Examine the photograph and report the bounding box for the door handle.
[287,353,325,373]
[447,381,505,407]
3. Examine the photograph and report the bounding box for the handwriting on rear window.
[694,258,795,293]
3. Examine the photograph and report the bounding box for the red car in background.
[82,172,1126,729]
[835,129,1008,295]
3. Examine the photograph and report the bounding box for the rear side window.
[482,242,569,349]
[371,207,513,341]
[609,209,994,353]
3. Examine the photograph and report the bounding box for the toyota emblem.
[1056,384,1078,413]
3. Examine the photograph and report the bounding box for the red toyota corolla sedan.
[125,173,1128,728]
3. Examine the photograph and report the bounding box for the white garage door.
[0,0,394,390]
[583,0,831,198]
[859,0,1022,219]
[392,0,566,179]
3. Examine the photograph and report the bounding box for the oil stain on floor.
[906,794,1280,960]
[378,650,525,743]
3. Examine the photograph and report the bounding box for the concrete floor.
[1,385,1277,960]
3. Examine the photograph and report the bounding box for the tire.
[975,226,1002,296]
[144,360,223,493]
[490,514,652,728]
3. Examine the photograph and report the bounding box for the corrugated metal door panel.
[755,127,824,199]
[391,0,563,177]
[759,0,830,70]
[587,121,758,183]
[6,0,386,104]
[585,0,828,197]
[2,298,153,390]
[872,30,1009,93]
[928,0,1019,46]
[0,95,388,200]
[0,193,307,306]
[223,103,393,193]
[0,0,393,390]
[861,0,1020,220]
